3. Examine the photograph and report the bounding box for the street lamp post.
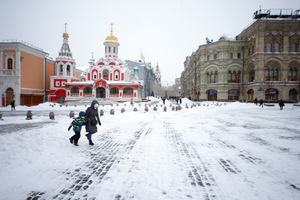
[242,46,245,101]
[194,57,197,101]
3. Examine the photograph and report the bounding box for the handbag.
[90,119,97,125]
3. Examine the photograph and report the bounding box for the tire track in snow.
[163,120,219,200]
[27,122,148,200]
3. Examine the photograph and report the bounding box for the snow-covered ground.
[0,97,299,200]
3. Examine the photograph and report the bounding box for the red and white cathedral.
[49,25,144,103]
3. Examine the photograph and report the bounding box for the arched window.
[288,67,297,81]
[70,87,79,94]
[60,65,63,73]
[83,87,92,94]
[291,43,297,52]
[123,87,133,94]
[207,71,218,83]
[110,87,119,94]
[227,71,232,83]
[265,67,279,81]
[103,70,109,80]
[274,43,280,52]
[228,70,241,83]
[7,58,13,69]
[266,43,272,52]
[115,71,119,80]
[249,68,255,82]
[93,71,97,80]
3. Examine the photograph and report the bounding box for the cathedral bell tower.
[55,23,76,77]
[104,23,119,59]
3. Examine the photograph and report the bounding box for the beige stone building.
[181,11,300,102]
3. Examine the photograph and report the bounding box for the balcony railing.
[1,69,16,76]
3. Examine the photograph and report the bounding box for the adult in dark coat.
[254,98,258,105]
[259,99,263,108]
[10,100,15,111]
[85,100,101,145]
[279,100,285,110]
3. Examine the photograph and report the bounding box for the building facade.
[0,40,55,106]
[181,9,300,102]
[49,26,144,103]
[125,60,159,97]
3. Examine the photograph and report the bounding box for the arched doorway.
[207,89,217,101]
[228,89,240,100]
[289,88,297,101]
[6,88,14,106]
[96,87,106,98]
[247,89,254,101]
[265,88,278,101]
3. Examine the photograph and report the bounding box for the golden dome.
[104,23,119,44]
[63,23,69,37]
[105,35,118,43]
[63,32,69,37]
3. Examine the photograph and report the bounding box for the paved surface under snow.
[0,101,300,200]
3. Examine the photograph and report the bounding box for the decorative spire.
[63,23,69,37]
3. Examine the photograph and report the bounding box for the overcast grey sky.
[0,0,299,85]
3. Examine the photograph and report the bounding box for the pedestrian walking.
[68,111,86,146]
[130,98,134,106]
[279,100,285,110]
[259,99,264,108]
[254,98,258,106]
[162,97,166,105]
[85,100,101,145]
[10,100,15,111]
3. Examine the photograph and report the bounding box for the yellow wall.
[75,69,82,78]
[20,51,44,91]
[46,60,55,90]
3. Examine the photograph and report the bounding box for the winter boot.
[74,143,79,146]
[69,138,73,144]
[89,140,94,145]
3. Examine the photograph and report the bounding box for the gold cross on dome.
[110,23,114,35]
[65,23,67,32]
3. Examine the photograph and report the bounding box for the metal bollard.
[69,111,75,118]
[153,107,157,111]
[0,112,3,120]
[100,109,104,116]
[26,111,33,120]
[145,106,149,112]
[164,106,167,112]
[121,108,125,113]
[49,112,55,120]
[110,109,115,115]
[133,107,138,112]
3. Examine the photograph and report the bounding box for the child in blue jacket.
[68,111,86,146]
